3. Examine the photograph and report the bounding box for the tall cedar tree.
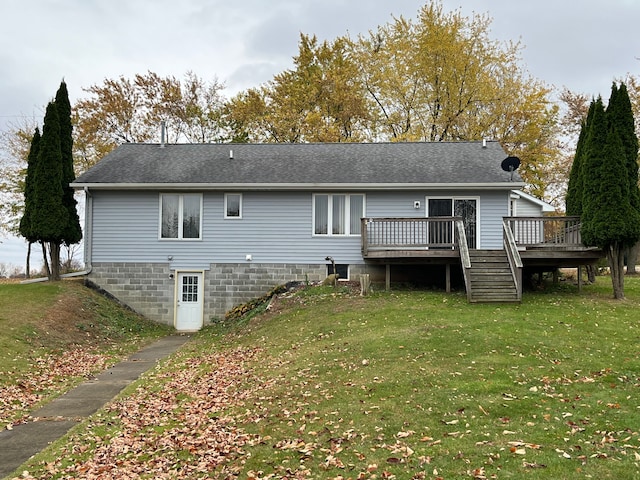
[30,101,68,280]
[609,83,640,274]
[18,128,41,278]
[581,92,640,299]
[565,101,595,216]
[18,128,41,243]
[55,81,83,246]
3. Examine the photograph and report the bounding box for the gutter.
[71,182,526,191]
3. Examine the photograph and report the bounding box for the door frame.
[173,270,205,331]
[426,196,481,249]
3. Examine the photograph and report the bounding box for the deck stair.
[467,250,519,303]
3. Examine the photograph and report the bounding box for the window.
[314,194,364,236]
[225,193,242,218]
[326,263,349,280]
[160,194,202,240]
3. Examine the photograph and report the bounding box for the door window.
[181,275,199,302]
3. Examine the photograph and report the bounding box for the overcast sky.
[1,0,639,270]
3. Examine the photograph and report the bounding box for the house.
[72,141,600,331]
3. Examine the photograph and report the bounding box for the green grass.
[0,279,172,425]
[11,277,640,479]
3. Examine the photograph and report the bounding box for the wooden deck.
[360,217,603,301]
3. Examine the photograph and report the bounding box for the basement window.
[326,263,349,281]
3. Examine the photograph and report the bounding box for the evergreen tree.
[581,94,640,299]
[565,101,595,216]
[18,128,41,278]
[606,83,640,210]
[55,81,83,248]
[18,128,41,243]
[606,83,640,274]
[30,101,68,280]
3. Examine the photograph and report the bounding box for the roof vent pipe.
[482,138,487,148]
[160,121,166,148]
[229,149,234,160]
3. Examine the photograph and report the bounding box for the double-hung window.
[314,194,364,236]
[160,193,202,240]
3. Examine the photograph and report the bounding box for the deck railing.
[361,217,460,255]
[504,216,582,247]
[503,220,523,301]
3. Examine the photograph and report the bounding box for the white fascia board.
[72,182,526,191]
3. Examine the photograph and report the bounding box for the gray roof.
[72,141,524,190]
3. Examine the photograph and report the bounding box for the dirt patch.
[29,279,135,351]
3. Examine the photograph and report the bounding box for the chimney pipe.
[160,121,166,148]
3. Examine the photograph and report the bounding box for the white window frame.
[327,263,350,281]
[224,193,243,219]
[312,193,365,237]
[159,193,203,241]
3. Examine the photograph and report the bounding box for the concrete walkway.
[0,334,191,479]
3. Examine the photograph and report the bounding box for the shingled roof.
[72,141,524,190]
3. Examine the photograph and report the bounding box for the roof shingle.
[72,141,523,188]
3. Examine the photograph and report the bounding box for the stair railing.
[455,219,472,302]
[502,220,523,301]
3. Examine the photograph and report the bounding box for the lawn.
[10,277,640,479]
[0,279,172,426]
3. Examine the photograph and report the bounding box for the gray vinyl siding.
[479,191,510,249]
[90,190,364,268]
[365,190,507,249]
[89,189,510,267]
[514,197,543,217]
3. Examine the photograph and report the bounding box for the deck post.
[577,265,582,292]
[386,264,391,291]
[445,263,451,293]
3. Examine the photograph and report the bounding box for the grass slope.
[11,279,640,479]
[0,279,172,426]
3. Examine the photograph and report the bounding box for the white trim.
[73,182,525,191]
[158,193,203,241]
[224,193,243,219]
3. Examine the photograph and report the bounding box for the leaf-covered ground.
[0,280,171,427]
[1,349,109,426]
[10,279,640,479]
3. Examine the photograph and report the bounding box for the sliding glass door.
[427,198,477,249]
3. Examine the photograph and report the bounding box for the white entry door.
[175,272,203,331]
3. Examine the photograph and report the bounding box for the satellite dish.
[501,156,521,181]
[501,156,521,172]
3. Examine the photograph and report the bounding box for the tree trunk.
[25,242,31,279]
[586,264,596,283]
[41,242,51,279]
[626,240,639,275]
[607,243,625,299]
[49,242,61,281]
